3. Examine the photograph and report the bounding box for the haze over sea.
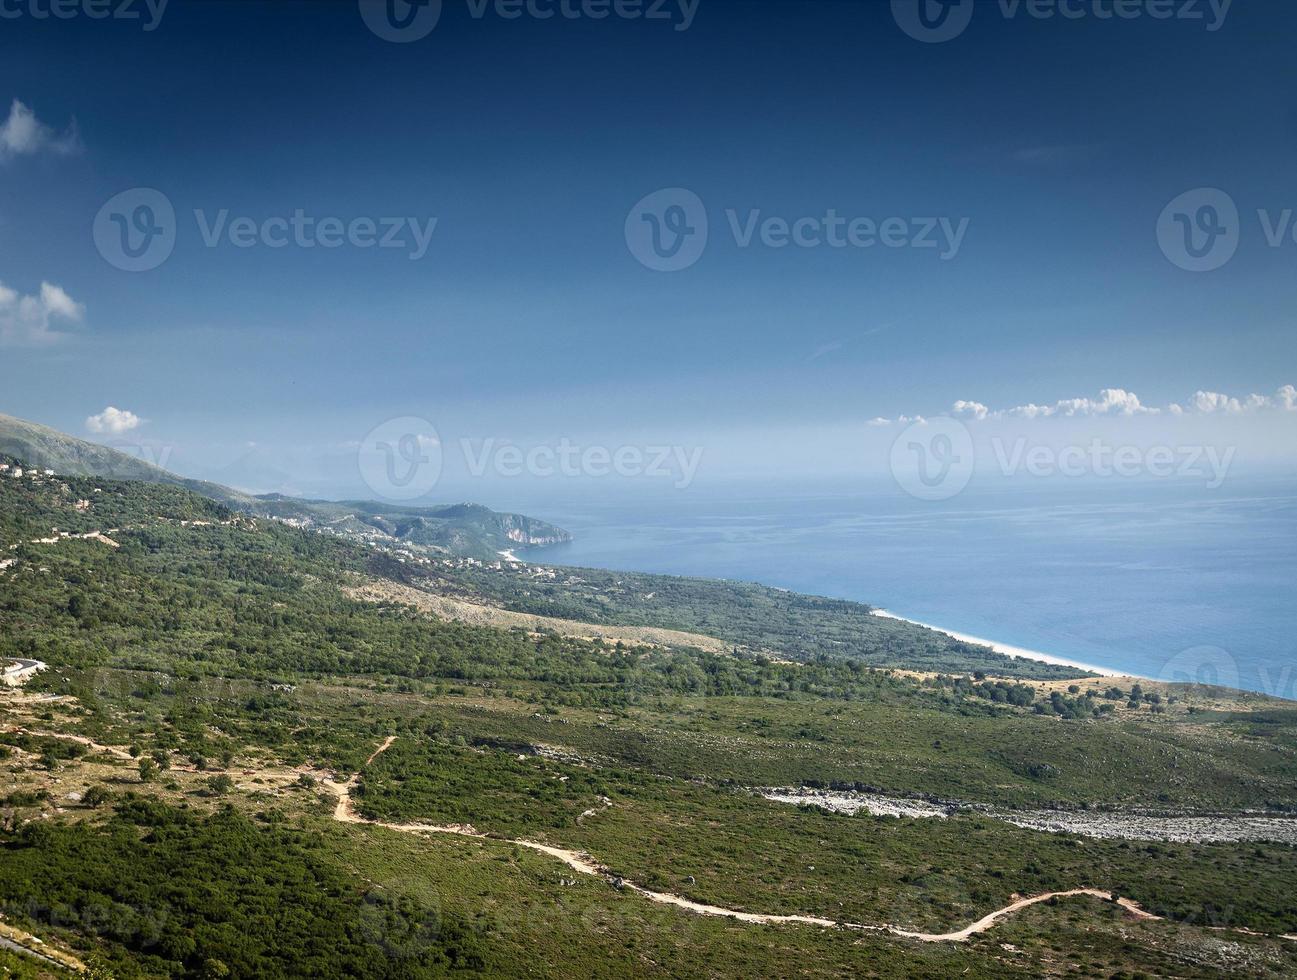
[513,477,1297,699]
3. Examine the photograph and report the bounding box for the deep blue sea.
[512,477,1297,698]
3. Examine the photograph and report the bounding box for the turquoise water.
[519,478,1297,698]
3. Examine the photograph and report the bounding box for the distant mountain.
[0,413,570,558]
[249,496,571,555]
[0,412,250,505]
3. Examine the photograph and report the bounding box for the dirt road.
[323,737,1214,945]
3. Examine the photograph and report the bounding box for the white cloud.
[0,280,85,347]
[1192,391,1243,414]
[1054,388,1151,416]
[870,415,925,426]
[951,400,989,421]
[868,386,1297,425]
[0,99,81,161]
[1001,388,1154,419]
[86,407,144,435]
[1191,390,1291,415]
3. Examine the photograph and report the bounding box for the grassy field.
[4,469,1297,976]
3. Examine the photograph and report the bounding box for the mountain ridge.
[0,412,571,558]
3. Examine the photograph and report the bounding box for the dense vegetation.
[0,797,487,977]
[3,457,1297,978]
[377,552,1087,680]
[1,465,1075,707]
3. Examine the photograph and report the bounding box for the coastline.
[870,610,1139,680]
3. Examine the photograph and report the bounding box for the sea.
[504,476,1297,699]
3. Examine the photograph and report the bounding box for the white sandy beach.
[870,610,1136,679]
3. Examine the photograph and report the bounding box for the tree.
[207,774,234,796]
[138,757,159,782]
[82,785,111,808]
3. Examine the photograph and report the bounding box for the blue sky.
[1,0,1294,504]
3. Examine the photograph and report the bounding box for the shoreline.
[870,610,1140,679]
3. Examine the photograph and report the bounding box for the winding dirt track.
[320,737,1223,944]
[4,728,134,760]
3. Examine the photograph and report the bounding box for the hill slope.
[2,462,1297,979]
[0,413,570,557]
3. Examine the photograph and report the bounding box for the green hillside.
[0,413,569,558]
[2,449,1296,978]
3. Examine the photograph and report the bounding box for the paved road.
[2,659,47,687]
[0,930,83,972]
